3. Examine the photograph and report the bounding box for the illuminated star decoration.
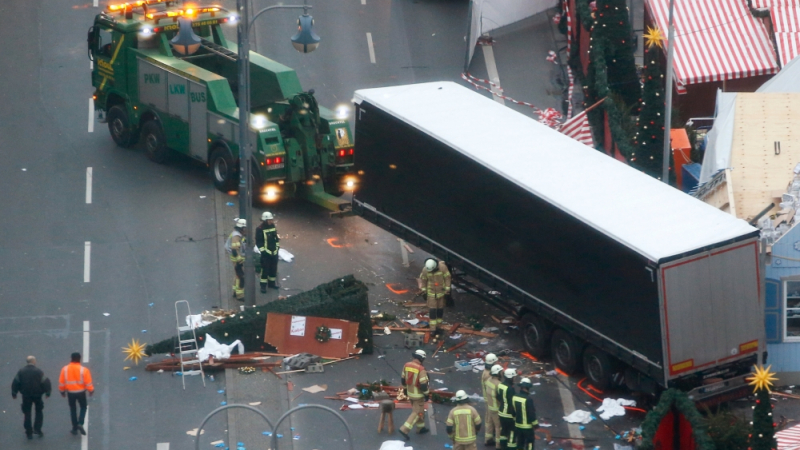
[643,26,665,50]
[122,338,148,365]
[747,364,778,393]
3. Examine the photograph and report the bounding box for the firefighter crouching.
[399,349,431,440]
[255,211,280,293]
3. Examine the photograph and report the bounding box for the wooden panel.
[264,313,361,359]
[730,93,800,221]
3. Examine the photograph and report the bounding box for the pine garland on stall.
[632,28,666,178]
[748,365,779,450]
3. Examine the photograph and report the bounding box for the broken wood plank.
[448,323,461,336]
[403,302,427,308]
[403,243,414,253]
[445,341,467,353]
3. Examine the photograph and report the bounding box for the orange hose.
[576,378,646,413]
[386,284,409,294]
[326,238,345,248]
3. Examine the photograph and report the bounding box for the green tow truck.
[87,0,355,210]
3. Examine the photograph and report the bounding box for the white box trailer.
[351,82,765,402]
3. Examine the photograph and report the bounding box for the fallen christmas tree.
[146,275,372,356]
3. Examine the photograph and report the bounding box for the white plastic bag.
[197,334,244,362]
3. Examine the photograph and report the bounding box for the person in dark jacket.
[11,356,52,439]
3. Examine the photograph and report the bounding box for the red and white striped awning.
[646,0,779,92]
[777,422,800,449]
[752,0,800,67]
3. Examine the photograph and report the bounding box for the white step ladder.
[174,300,205,389]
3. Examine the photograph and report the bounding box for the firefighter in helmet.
[418,258,451,334]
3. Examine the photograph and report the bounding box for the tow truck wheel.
[551,329,583,375]
[210,147,237,191]
[142,121,169,164]
[107,105,136,148]
[521,314,551,358]
[582,345,615,390]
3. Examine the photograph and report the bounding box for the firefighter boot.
[260,283,267,294]
[268,280,280,290]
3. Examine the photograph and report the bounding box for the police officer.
[446,390,482,450]
[496,368,518,449]
[255,211,280,292]
[399,349,430,440]
[225,218,247,302]
[483,364,504,447]
[12,356,51,439]
[512,378,538,450]
[418,258,451,334]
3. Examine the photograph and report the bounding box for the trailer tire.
[142,120,169,164]
[551,329,583,375]
[521,314,551,358]
[582,346,615,390]
[210,147,237,191]
[107,105,136,148]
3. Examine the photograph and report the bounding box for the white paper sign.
[290,316,306,336]
[330,328,343,340]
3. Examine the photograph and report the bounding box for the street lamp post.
[661,0,676,183]
[236,1,318,306]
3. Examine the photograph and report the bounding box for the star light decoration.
[747,364,778,393]
[123,338,147,365]
[643,26,665,50]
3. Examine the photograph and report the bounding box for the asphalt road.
[0,0,577,449]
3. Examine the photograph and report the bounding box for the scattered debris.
[597,398,637,420]
[564,410,594,424]
[302,384,328,394]
[248,402,261,406]
[186,428,205,436]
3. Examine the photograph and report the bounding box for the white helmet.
[453,390,468,402]
[262,211,274,220]
[424,258,437,272]
[484,353,498,365]
[504,368,518,379]
[234,218,247,228]
[490,365,504,376]
[519,377,532,388]
[413,349,426,360]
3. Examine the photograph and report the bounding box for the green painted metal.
[89,4,354,210]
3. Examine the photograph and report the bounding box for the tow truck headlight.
[261,184,281,203]
[251,114,268,130]
[343,176,358,191]
[335,105,349,119]
[140,27,153,37]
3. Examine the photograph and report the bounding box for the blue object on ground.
[227,202,235,206]
[218,390,225,394]
[129,377,137,381]
[262,431,272,436]
[221,401,227,406]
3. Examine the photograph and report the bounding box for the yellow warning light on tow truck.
[108,0,168,13]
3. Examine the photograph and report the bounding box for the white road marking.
[86,167,93,204]
[481,45,505,105]
[90,60,93,70]
[88,98,94,133]
[84,242,91,283]
[366,32,376,64]
[81,410,89,450]
[93,0,98,7]
[157,444,170,450]
[556,375,584,446]
[427,401,437,435]
[361,0,366,4]
[83,321,90,363]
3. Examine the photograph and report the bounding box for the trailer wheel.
[521,314,551,358]
[551,329,583,374]
[142,121,169,164]
[107,105,136,148]
[210,147,237,191]
[582,346,615,390]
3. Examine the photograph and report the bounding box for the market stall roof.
[353,82,757,262]
[752,0,800,67]
[758,54,800,92]
[645,0,779,91]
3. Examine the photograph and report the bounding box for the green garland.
[639,389,715,450]
[315,325,331,343]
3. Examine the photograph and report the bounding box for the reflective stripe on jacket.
[59,363,93,393]
[513,393,538,429]
[496,382,515,418]
[484,377,500,411]
[419,263,451,298]
[402,361,429,399]
[446,404,482,443]
[255,225,280,255]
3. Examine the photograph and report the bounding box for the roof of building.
[758,54,800,93]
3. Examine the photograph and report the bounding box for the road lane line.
[481,45,505,105]
[427,401,437,435]
[86,167,93,204]
[84,242,91,283]
[556,375,584,446]
[361,0,366,4]
[81,409,89,450]
[83,321,90,363]
[93,0,98,7]
[366,32,376,64]
[157,444,170,450]
[88,98,94,133]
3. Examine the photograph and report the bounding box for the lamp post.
[236,1,319,306]
[661,0,676,183]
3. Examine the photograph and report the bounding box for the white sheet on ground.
[186,314,212,329]
[380,440,413,450]
[278,248,294,262]
[563,410,593,424]
[197,334,244,362]
[596,398,637,420]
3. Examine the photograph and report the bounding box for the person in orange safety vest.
[59,352,93,436]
